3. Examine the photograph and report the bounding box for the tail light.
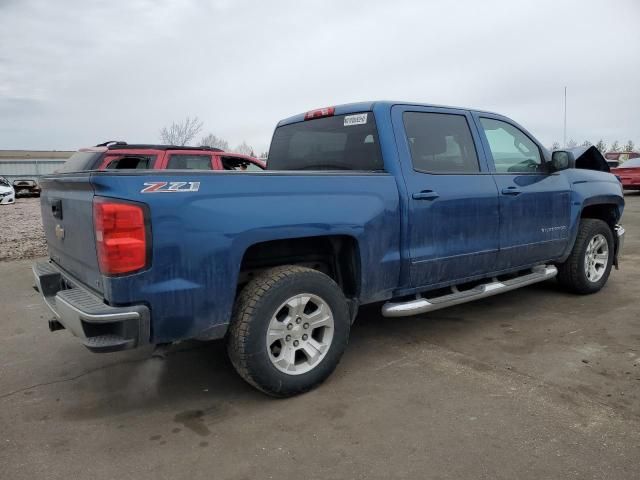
[304,106,335,120]
[93,198,149,275]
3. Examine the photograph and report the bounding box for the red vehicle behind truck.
[611,157,640,191]
[62,142,265,172]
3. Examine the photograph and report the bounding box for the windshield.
[268,112,384,171]
[0,176,9,187]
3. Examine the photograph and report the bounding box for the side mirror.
[550,150,575,172]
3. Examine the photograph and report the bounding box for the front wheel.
[557,218,614,294]
[227,265,350,397]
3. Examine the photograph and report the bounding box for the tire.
[227,265,350,397]
[557,218,614,294]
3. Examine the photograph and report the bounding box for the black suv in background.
[12,179,41,197]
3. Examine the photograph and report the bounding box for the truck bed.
[39,170,401,344]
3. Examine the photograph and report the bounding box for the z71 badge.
[141,181,200,193]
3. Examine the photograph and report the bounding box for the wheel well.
[580,204,619,231]
[239,235,360,297]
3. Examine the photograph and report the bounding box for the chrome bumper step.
[381,265,558,318]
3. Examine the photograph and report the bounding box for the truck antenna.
[563,86,567,147]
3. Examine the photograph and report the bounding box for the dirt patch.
[0,197,47,261]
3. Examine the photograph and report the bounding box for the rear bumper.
[32,261,150,353]
[13,183,40,195]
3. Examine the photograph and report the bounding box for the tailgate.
[39,174,103,294]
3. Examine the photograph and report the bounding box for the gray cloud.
[0,0,638,152]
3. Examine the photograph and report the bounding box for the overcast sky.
[1,0,638,153]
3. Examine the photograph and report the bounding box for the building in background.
[0,150,73,183]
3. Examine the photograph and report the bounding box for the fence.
[0,151,73,182]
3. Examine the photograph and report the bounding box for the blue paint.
[38,101,625,345]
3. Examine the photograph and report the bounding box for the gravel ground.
[0,197,47,261]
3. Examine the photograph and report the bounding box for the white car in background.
[0,176,16,205]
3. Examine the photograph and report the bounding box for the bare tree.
[234,141,254,156]
[200,133,229,151]
[595,140,607,153]
[623,140,635,152]
[550,141,560,150]
[610,140,620,152]
[581,140,592,147]
[259,151,269,159]
[567,139,578,148]
[160,116,204,146]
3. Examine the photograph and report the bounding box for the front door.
[475,115,571,269]
[392,106,500,288]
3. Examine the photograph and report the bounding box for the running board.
[381,265,558,318]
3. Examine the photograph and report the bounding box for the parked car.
[12,179,41,197]
[33,101,625,397]
[0,176,16,205]
[611,157,640,191]
[61,142,265,172]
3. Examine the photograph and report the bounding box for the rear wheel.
[227,265,350,397]
[557,218,614,294]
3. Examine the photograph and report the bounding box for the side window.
[104,155,155,169]
[167,154,212,170]
[403,112,480,173]
[479,118,543,173]
[221,156,264,171]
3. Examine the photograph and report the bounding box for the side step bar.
[381,265,558,318]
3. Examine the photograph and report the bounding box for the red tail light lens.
[94,198,148,275]
[304,106,335,120]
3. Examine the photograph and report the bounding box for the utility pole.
[563,86,567,147]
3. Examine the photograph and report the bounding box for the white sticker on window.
[344,113,368,126]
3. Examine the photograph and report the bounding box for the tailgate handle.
[51,199,63,219]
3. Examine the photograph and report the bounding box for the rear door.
[474,114,571,269]
[392,105,500,288]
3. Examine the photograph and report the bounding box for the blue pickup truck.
[33,101,625,396]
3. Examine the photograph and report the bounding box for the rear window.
[59,151,105,172]
[167,154,212,170]
[267,112,384,171]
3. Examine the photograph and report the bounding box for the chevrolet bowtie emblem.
[55,224,65,240]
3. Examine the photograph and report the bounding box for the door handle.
[501,187,521,195]
[412,190,439,200]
